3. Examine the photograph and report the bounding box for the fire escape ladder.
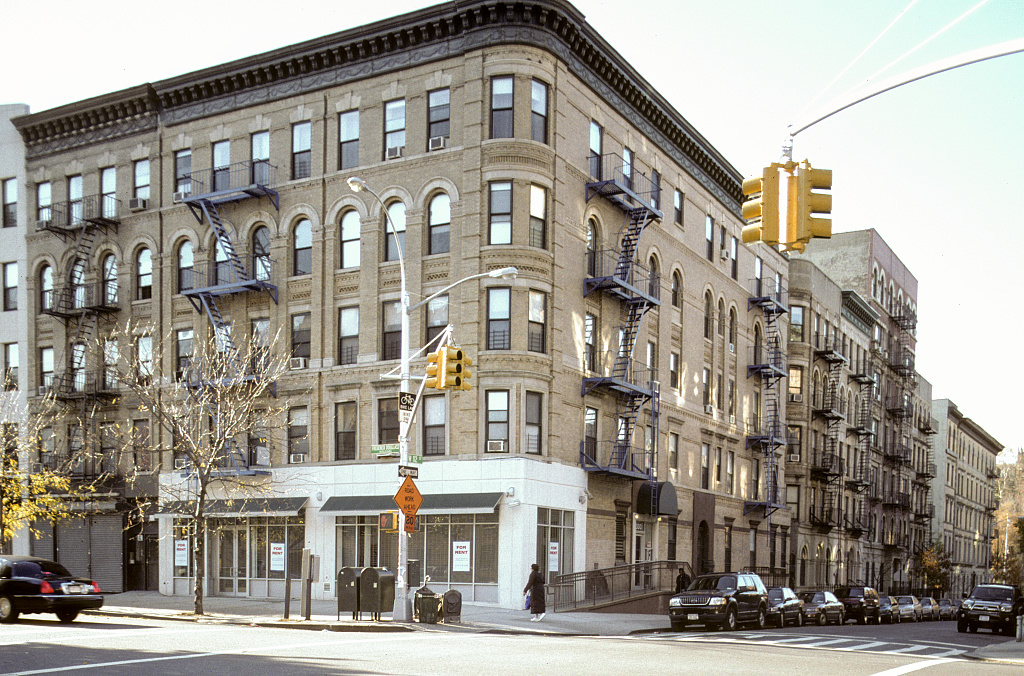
[745,295,786,517]
[203,200,248,284]
[615,208,653,281]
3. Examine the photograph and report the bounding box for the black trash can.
[359,567,395,621]
[415,586,441,624]
[337,567,361,620]
[442,589,462,623]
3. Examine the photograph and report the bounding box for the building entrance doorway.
[217,525,248,596]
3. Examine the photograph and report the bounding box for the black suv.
[957,583,1024,635]
[834,585,881,624]
[668,572,768,631]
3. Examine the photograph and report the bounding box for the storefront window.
[537,508,575,577]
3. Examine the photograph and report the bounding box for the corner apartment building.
[13,0,792,605]
[797,229,936,593]
[931,398,1001,595]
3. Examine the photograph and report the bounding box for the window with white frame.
[525,391,542,454]
[488,182,511,245]
[339,210,360,269]
[338,306,358,365]
[338,110,359,170]
[490,76,513,138]
[384,99,406,156]
[487,287,511,350]
[528,290,546,353]
[486,390,509,450]
[422,394,446,456]
[292,122,311,179]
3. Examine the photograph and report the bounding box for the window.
[427,88,450,142]
[175,328,193,381]
[705,214,714,260]
[702,367,710,407]
[586,219,597,276]
[525,391,542,454]
[488,182,511,245]
[670,272,681,309]
[701,443,710,489]
[727,451,735,495]
[584,313,596,372]
[584,407,598,459]
[212,140,230,191]
[378,397,398,444]
[135,248,152,300]
[382,300,401,360]
[174,150,192,195]
[486,390,509,448]
[101,167,116,219]
[177,241,194,292]
[587,121,605,180]
[650,170,660,210]
[252,226,271,281]
[724,522,733,571]
[291,312,311,359]
[338,306,358,365]
[715,447,722,487]
[101,253,117,305]
[40,265,53,311]
[718,299,725,336]
[528,291,546,353]
[384,99,406,155]
[288,407,309,459]
[668,432,679,472]
[136,335,152,384]
[787,425,802,460]
[674,189,683,225]
[622,148,633,191]
[291,122,311,180]
[36,182,51,221]
[531,80,548,143]
[338,110,359,170]
[102,339,118,389]
[132,419,151,471]
[251,318,270,372]
[293,218,312,275]
[69,342,85,393]
[2,262,16,311]
[4,343,18,390]
[728,379,735,418]
[133,160,150,200]
[428,193,450,255]
[339,210,360,268]
[490,76,513,138]
[669,352,679,390]
[67,175,82,225]
[529,185,546,248]
[425,295,448,347]
[487,287,511,350]
[2,178,16,228]
[422,395,446,456]
[703,292,712,339]
[40,346,54,392]
[729,309,737,348]
[754,256,763,296]
[730,236,739,279]
[335,401,356,461]
[70,258,86,309]
[788,367,803,396]
[790,306,805,343]
[250,131,270,184]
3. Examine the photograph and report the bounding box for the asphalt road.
[0,615,1018,676]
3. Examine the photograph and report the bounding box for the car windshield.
[898,596,914,604]
[799,592,822,603]
[690,575,736,591]
[972,587,1013,602]
[12,560,72,579]
[768,589,783,601]
[839,588,862,597]
[939,600,952,607]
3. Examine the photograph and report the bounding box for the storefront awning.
[321,492,504,515]
[158,497,308,518]
[635,481,678,517]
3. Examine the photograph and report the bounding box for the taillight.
[40,580,55,594]
[91,581,101,593]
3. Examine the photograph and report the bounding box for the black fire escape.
[809,334,845,532]
[177,161,279,476]
[846,350,875,538]
[744,276,786,517]
[581,152,663,515]
[881,306,916,552]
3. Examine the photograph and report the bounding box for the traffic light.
[454,352,473,391]
[379,511,399,532]
[740,164,781,246]
[787,160,832,252]
[425,350,441,389]
[439,345,463,389]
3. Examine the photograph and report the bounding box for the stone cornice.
[13,0,741,209]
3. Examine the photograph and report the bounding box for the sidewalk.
[85,591,1024,664]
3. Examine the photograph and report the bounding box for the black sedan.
[798,590,844,626]
[0,555,103,623]
[879,595,901,624]
[937,598,955,621]
[767,587,804,627]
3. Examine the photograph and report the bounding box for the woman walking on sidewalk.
[524,563,546,621]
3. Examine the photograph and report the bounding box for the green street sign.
[371,444,400,457]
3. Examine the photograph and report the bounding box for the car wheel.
[0,596,18,624]
[723,606,738,631]
[56,610,79,623]
[837,611,844,626]
[754,606,766,630]
[957,619,967,633]
[858,613,866,625]
[796,611,804,627]
[818,611,827,626]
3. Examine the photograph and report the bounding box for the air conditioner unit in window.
[36,219,52,229]
[486,440,506,453]
[729,343,735,353]
[385,145,404,160]
[38,385,50,396]
[789,393,803,403]
[428,136,446,151]
[289,453,307,464]
[174,458,190,470]
[172,191,190,204]
[788,454,801,463]
[289,357,308,370]
[720,249,730,261]
[704,405,715,415]
[729,415,736,424]
[30,462,43,474]
[128,198,149,212]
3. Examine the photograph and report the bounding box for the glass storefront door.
[217,525,247,595]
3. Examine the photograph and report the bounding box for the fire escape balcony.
[745,415,786,450]
[176,161,279,210]
[582,353,658,398]
[915,462,936,481]
[747,277,788,316]
[747,341,786,380]
[987,467,999,479]
[867,483,882,503]
[888,346,915,378]
[50,369,119,403]
[809,451,842,481]
[585,152,663,219]
[891,308,917,332]
[881,531,905,550]
[583,249,660,303]
[182,257,279,306]
[812,394,844,421]
[42,284,120,319]
[810,506,838,533]
[814,336,847,364]
[579,440,654,481]
[882,491,911,510]
[913,503,935,522]
[845,514,867,538]
[35,194,121,234]
[883,440,912,466]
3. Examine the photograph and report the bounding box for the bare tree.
[101,318,290,615]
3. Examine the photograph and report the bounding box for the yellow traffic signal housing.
[740,164,781,246]
[788,160,832,251]
[455,353,473,391]
[440,345,463,389]
[379,511,400,532]
[425,350,441,389]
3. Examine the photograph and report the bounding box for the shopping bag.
[525,591,531,610]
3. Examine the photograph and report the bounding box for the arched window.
[40,264,54,311]
[648,256,659,298]
[671,271,681,309]
[70,258,86,309]
[252,226,271,281]
[586,218,598,277]
[717,299,725,336]
[753,325,763,366]
[338,212,359,269]
[385,201,406,262]
[177,241,194,292]
[293,218,312,275]
[729,308,737,349]
[703,292,713,339]
[102,253,118,305]
[428,193,450,255]
[136,248,152,300]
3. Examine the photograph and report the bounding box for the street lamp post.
[347,177,516,621]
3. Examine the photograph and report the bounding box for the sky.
[4,0,1022,459]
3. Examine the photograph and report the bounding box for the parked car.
[879,595,900,624]
[0,555,103,624]
[767,587,804,627]
[957,583,1024,635]
[798,590,844,626]
[668,572,768,631]
[937,598,955,621]
[919,596,940,620]
[896,595,923,622]
[834,585,881,624]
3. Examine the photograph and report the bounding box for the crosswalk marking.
[640,631,966,660]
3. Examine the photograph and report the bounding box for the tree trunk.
[193,514,205,616]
